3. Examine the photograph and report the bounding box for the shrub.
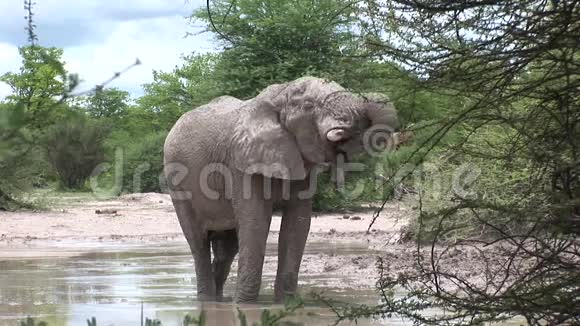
[0,103,45,210]
[45,114,108,189]
[121,131,167,194]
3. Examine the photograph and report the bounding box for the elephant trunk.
[363,93,399,131]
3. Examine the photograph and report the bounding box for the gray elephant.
[163,76,398,303]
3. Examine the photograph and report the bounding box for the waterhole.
[0,240,402,325]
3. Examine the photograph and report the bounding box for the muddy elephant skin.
[163,76,398,303]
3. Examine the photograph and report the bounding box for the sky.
[0,0,216,100]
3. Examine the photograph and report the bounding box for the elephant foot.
[216,295,233,302]
[274,292,298,304]
[274,272,299,303]
[197,292,217,302]
[235,293,260,304]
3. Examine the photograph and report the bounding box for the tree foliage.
[321,1,580,324]
[0,103,37,210]
[0,46,71,130]
[193,0,366,98]
[45,114,109,189]
[121,131,167,194]
[83,88,130,119]
[0,45,73,208]
[138,53,222,131]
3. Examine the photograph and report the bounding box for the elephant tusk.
[326,128,346,142]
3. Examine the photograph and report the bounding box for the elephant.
[163,76,398,303]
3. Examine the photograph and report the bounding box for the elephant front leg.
[233,181,274,303]
[274,198,312,303]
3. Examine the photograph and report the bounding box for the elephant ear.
[230,96,306,180]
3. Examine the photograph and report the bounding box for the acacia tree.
[193,0,369,98]
[313,1,580,325]
[83,88,130,119]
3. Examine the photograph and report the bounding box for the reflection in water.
[0,241,398,326]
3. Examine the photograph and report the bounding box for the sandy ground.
[0,192,411,246]
[0,193,489,292]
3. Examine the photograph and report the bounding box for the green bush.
[0,103,40,209]
[45,114,108,189]
[121,131,167,194]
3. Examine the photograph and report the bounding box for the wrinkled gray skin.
[163,77,398,303]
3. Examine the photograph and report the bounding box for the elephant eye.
[302,101,314,110]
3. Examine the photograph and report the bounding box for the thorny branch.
[320,0,580,324]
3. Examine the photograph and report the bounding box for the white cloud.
[0,0,215,100]
[63,15,214,98]
[0,43,21,98]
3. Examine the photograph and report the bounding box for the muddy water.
[0,240,405,326]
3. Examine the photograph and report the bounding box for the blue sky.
[0,0,216,100]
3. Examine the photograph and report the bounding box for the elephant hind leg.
[171,198,216,301]
[210,229,239,301]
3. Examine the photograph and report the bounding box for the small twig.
[23,0,37,45]
[67,58,142,98]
